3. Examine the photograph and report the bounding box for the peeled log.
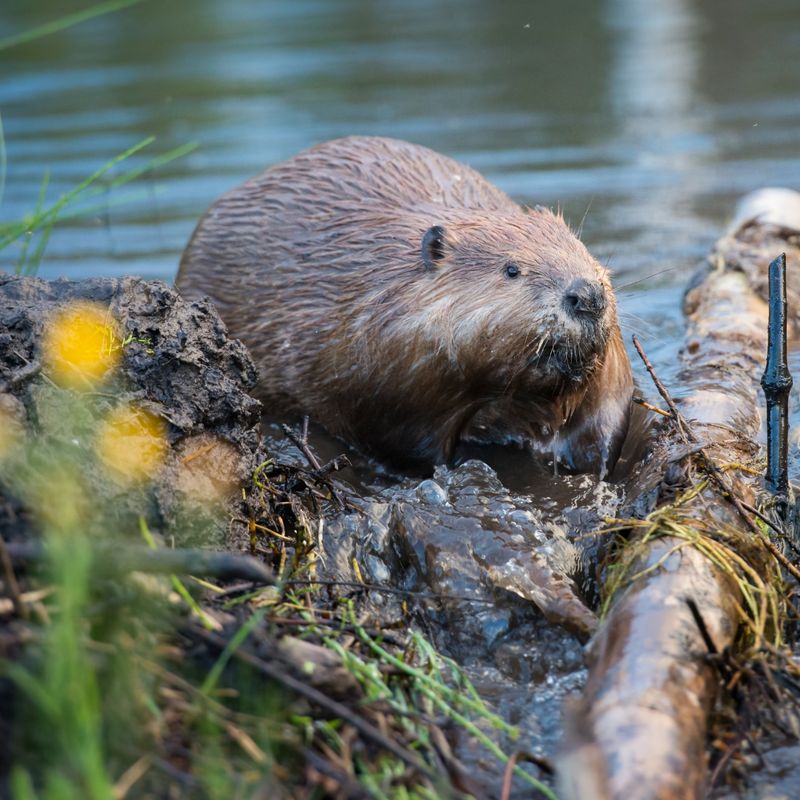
[557,190,800,800]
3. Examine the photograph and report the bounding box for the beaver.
[177,136,633,475]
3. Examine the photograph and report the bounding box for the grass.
[1,136,198,277]
[0,304,555,797]
[0,112,7,206]
[0,370,289,797]
[0,0,146,53]
[334,615,558,800]
[5,537,115,800]
[598,472,786,658]
[3,425,560,800]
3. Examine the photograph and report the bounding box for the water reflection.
[2,0,798,286]
[1,0,799,445]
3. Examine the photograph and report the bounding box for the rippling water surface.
[4,1,800,400]
[4,1,800,288]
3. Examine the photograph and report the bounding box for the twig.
[302,748,374,799]
[735,502,779,534]
[739,499,800,556]
[500,751,554,800]
[686,597,719,656]
[281,417,348,508]
[112,755,151,800]
[748,528,800,584]
[6,542,275,585]
[284,578,498,605]
[632,336,690,442]
[426,723,490,798]
[500,750,521,800]
[283,416,322,471]
[632,396,672,418]
[0,358,41,392]
[760,253,793,514]
[315,454,351,478]
[186,624,436,780]
[708,734,744,790]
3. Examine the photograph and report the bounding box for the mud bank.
[0,274,261,545]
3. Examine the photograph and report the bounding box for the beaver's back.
[176,136,521,407]
[178,137,518,303]
[246,136,517,216]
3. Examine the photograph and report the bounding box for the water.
[3,0,800,440]
[3,0,800,792]
[3,0,800,287]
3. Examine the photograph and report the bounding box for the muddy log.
[557,190,800,800]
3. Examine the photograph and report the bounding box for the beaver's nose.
[563,278,607,318]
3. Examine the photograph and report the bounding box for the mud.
[269,436,627,784]
[0,274,262,545]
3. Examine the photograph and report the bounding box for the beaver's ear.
[421,225,448,270]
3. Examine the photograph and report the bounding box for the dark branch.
[6,541,275,584]
[760,253,793,515]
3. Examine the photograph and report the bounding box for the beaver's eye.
[505,263,520,279]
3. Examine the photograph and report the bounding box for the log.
[557,189,800,799]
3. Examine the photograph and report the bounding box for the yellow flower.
[43,302,120,389]
[96,405,168,485]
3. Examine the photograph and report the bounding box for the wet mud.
[0,274,262,545]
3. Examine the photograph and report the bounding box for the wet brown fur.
[177,136,633,473]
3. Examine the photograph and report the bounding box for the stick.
[187,625,436,780]
[281,417,348,508]
[633,335,800,584]
[283,578,499,605]
[632,396,672,418]
[632,336,690,443]
[282,416,322,471]
[686,597,719,655]
[0,536,27,619]
[760,253,793,516]
[6,542,275,584]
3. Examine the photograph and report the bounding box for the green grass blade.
[1,136,154,254]
[22,140,197,229]
[15,170,49,275]
[2,662,59,720]
[9,768,38,800]
[2,135,196,276]
[0,0,144,52]
[138,517,218,631]
[0,111,6,206]
[201,609,268,697]
[23,215,56,277]
[420,684,559,799]
[104,140,198,192]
